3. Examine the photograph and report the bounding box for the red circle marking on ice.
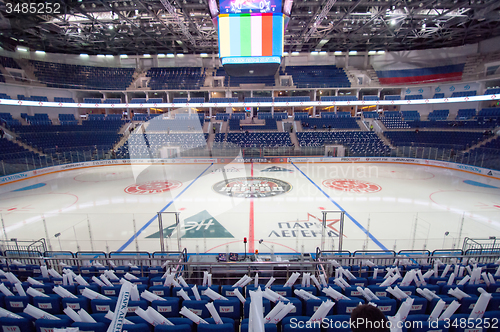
[319,207,325,210]
[124,180,182,195]
[322,179,382,193]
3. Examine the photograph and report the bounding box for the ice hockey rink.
[0,159,499,255]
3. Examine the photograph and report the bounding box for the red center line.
[249,163,254,253]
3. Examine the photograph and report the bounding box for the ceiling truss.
[0,0,498,55]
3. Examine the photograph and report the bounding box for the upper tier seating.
[132,114,156,122]
[485,88,500,95]
[297,131,391,155]
[384,131,485,150]
[456,109,476,120]
[321,96,358,102]
[405,95,423,100]
[167,97,205,104]
[0,56,21,69]
[209,98,238,104]
[244,97,273,103]
[383,111,401,117]
[58,114,78,125]
[231,113,245,120]
[131,98,147,104]
[226,132,292,147]
[31,60,135,90]
[214,67,229,87]
[103,98,122,104]
[401,111,420,121]
[384,95,401,101]
[188,97,205,103]
[25,113,52,125]
[428,109,449,121]
[0,93,11,99]
[257,112,287,120]
[18,95,49,102]
[301,117,360,130]
[451,91,476,98]
[294,112,309,120]
[215,113,231,121]
[376,63,465,84]
[227,75,275,87]
[433,93,445,98]
[147,67,205,90]
[54,97,75,103]
[321,112,351,118]
[362,112,379,119]
[363,95,380,101]
[280,65,351,88]
[274,96,310,102]
[83,98,102,104]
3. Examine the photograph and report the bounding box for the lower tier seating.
[384,131,485,150]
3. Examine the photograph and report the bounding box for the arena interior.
[0,0,500,331]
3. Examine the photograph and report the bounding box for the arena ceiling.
[0,0,500,56]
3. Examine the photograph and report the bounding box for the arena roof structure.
[1,0,500,56]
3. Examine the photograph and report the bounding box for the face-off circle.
[124,180,182,195]
[213,177,292,198]
[323,179,382,193]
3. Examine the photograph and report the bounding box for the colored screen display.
[218,13,284,61]
[219,0,281,14]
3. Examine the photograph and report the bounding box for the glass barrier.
[1,207,493,255]
[2,143,500,176]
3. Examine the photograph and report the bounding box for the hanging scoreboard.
[217,0,288,76]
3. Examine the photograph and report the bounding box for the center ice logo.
[212,177,292,198]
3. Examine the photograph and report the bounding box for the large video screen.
[218,13,284,64]
[219,0,281,14]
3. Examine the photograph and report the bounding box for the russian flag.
[376,64,465,85]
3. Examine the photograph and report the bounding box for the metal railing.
[462,237,500,253]
[0,247,498,285]
[0,238,46,257]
